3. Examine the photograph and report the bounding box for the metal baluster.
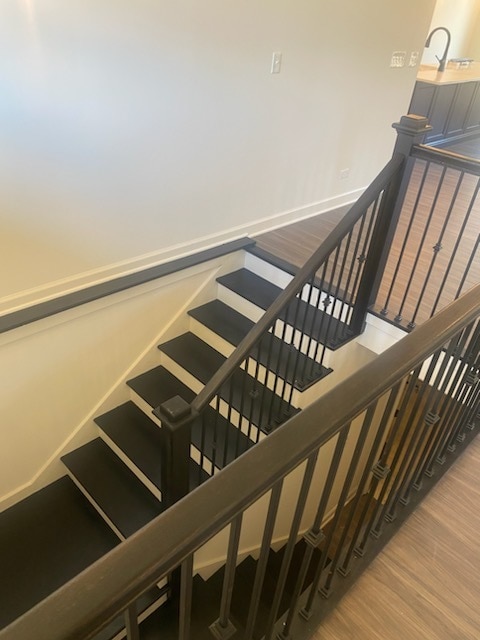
[409,332,464,488]
[223,376,235,467]
[209,515,243,640]
[282,428,351,632]
[212,395,221,476]
[311,245,342,366]
[380,159,430,321]
[244,481,283,640]
[272,294,304,424]
[349,201,378,313]
[257,330,281,433]
[124,603,140,640]
[178,554,194,640]
[397,352,448,505]
[321,242,346,350]
[247,346,263,434]
[423,323,477,472]
[444,335,480,449]
[264,453,319,640]
[278,292,305,398]
[329,228,354,348]
[335,207,371,332]
[431,178,480,316]
[286,276,317,408]
[410,169,465,326]
[318,409,378,597]
[399,163,448,328]
[301,426,351,619]
[370,367,422,537]
[348,381,403,558]
[266,313,293,427]
[455,234,480,300]
[303,261,329,382]
[197,411,207,486]
[435,321,480,462]
[339,388,401,575]
[383,353,442,521]
[447,376,480,447]
[236,355,251,443]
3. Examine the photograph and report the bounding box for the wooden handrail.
[2,282,479,640]
[191,153,406,413]
[412,144,480,175]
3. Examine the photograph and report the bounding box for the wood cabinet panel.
[409,80,480,143]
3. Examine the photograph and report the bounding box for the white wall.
[0,1,435,309]
[0,250,244,510]
[422,0,480,63]
[467,4,480,59]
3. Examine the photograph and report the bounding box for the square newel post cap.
[154,395,192,423]
[392,114,432,156]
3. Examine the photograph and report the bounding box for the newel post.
[349,114,432,334]
[391,113,432,156]
[153,395,193,509]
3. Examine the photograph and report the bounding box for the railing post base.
[209,619,236,640]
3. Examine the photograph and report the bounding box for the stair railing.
[372,141,480,329]
[3,281,479,640]
[156,115,433,507]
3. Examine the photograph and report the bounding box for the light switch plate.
[271,52,282,74]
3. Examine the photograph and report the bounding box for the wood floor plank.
[309,435,480,640]
[254,136,480,329]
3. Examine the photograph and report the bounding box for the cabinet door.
[446,82,476,137]
[428,84,457,143]
[464,83,480,133]
[409,82,435,118]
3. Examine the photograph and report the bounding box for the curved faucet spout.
[425,26,451,72]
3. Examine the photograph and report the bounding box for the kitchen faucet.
[425,26,451,72]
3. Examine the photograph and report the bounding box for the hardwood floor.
[254,136,480,329]
[309,435,480,640]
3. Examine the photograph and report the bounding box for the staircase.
[0,250,360,637]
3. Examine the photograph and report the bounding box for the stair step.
[189,299,255,346]
[128,366,251,469]
[62,438,163,539]
[158,333,298,433]
[0,476,119,630]
[189,300,332,389]
[95,401,164,493]
[217,268,352,350]
[127,366,211,484]
[127,365,195,409]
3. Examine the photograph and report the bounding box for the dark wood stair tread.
[0,476,119,630]
[128,365,195,410]
[61,438,163,538]
[95,401,164,491]
[158,333,298,432]
[127,367,245,472]
[189,299,332,389]
[217,268,352,349]
[189,299,255,346]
